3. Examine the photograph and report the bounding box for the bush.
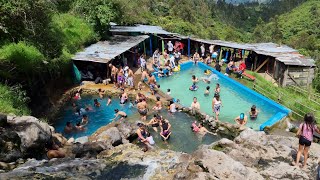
[0,84,30,115]
[51,14,97,54]
[0,42,45,72]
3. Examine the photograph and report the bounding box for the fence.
[251,78,320,121]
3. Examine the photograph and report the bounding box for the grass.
[0,84,30,115]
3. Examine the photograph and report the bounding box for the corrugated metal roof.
[188,38,315,67]
[72,35,149,63]
[110,24,176,35]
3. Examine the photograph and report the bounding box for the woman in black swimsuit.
[160,119,171,141]
[147,114,160,132]
[136,123,149,152]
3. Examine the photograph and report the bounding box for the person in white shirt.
[146,133,155,145]
[209,44,214,54]
[169,56,176,69]
[153,49,160,68]
[167,41,174,54]
[200,44,205,59]
[140,55,146,72]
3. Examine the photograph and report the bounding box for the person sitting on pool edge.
[235,113,248,126]
[189,83,198,91]
[160,118,172,141]
[249,105,259,120]
[169,100,177,114]
[113,109,127,121]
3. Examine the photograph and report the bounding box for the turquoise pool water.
[54,95,135,139]
[157,62,282,130]
[139,111,220,153]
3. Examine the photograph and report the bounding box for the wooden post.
[254,56,258,71]
[273,59,277,78]
[282,66,289,87]
[143,41,146,55]
[219,47,223,61]
[149,35,153,56]
[188,37,190,58]
[307,66,311,100]
[162,39,165,53]
[242,49,245,61]
[254,58,269,73]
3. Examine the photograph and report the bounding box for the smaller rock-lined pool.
[54,95,220,153]
[54,95,135,139]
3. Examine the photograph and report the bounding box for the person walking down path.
[292,113,320,169]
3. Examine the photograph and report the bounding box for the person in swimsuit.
[193,52,200,64]
[113,109,127,121]
[191,121,200,132]
[64,122,74,134]
[136,123,150,152]
[81,115,89,126]
[249,105,259,120]
[75,122,85,131]
[212,95,222,121]
[198,123,215,135]
[98,89,105,99]
[292,113,320,169]
[137,99,148,121]
[169,100,176,114]
[107,96,112,106]
[119,89,128,104]
[152,96,162,111]
[94,99,101,107]
[117,66,125,89]
[204,86,210,96]
[190,97,200,115]
[160,119,171,141]
[127,67,135,90]
[141,69,149,82]
[109,64,118,87]
[214,83,220,97]
[45,139,65,160]
[192,75,199,83]
[147,114,160,132]
[189,83,198,91]
[235,113,248,126]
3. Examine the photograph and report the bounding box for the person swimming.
[81,114,89,126]
[107,96,112,106]
[113,109,127,121]
[94,99,101,107]
[192,75,199,83]
[202,74,219,84]
[189,83,198,91]
[191,121,200,132]
[249,105,259,120]
[75,122,85,131]
[169,100,176,113]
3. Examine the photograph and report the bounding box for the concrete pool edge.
[157,61,291,131]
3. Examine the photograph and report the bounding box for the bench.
[242,71,256,81]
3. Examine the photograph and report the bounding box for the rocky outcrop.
[1,125,319,179]
[0,114,52,162]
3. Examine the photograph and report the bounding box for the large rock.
[7,116,52,154]
[71,141,112,158]
[0,115,53,162]
[192,148,263,179]
[93,127,123,146]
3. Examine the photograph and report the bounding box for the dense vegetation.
[0,0,319,116]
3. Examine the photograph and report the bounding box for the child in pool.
[146,132,155,145]
[167,89,171,95]
[191,121,200,132]
[107,96,112,106]
[204,86,210,96]
[94,99,101,107]
[189,83,198,91]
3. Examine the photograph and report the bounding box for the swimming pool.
[156,61,290,130]
[138,111,220,153]
[54,95,135,139]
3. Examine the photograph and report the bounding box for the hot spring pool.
[139,111,220,153]
[157,62,290,130]
[54,95,135,139]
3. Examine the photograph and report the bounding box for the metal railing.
[251,78,320,121]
